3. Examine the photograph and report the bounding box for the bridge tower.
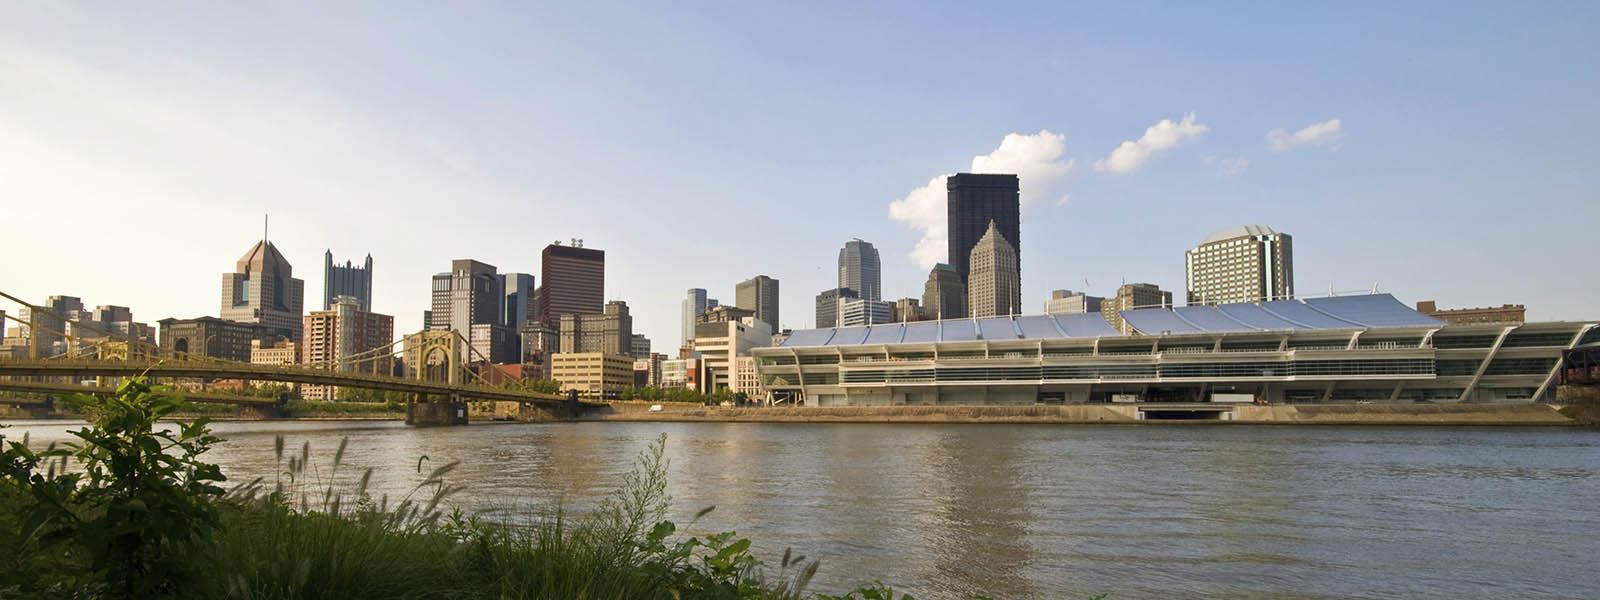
[403,330,469,425]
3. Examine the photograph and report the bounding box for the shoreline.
[8,403,1596,427]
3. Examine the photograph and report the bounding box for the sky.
[3,2,1598,349]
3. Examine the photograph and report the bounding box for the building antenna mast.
[263,214,269,243]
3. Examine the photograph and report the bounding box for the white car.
[648,404,664,412]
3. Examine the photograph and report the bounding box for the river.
[4,420,1597,599]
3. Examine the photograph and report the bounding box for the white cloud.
[1093,113,1209,174]
[887,130,1074,270]
[1267,118,1342,152]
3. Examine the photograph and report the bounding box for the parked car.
[648,404,663,412]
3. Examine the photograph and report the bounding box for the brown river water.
[5,420,1598,599]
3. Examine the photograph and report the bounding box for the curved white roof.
[1201,224,1278,245]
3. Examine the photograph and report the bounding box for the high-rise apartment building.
[323,251,373,311]
[1045,290,1104,315]
[735,275,780,329]
[300,295,395,399]
[967,221,1021,318]
[538,243,604,325]
[837,239,882,302]
[921,263,966,320]
[558,300,633,356]
[503,273,536,331]
[814,287,858,328]
[1101,283,1174,333]
[222,239,305,342]
[947,173,1020,296]
[837,297,893,326]
[1185,225,1294,305]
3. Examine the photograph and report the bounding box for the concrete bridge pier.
[406,392,468,426]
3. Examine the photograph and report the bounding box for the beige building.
[1185,225,1294,305]
[250,339,299,365]
[1416,300,1526,325]
[692,318,772,393]
[301,295,395,400]
[731,355,768,404]
[967,221,1021,318]
[1045,290,1103,315]
[550,352,634,399]
[1101,283,1173,333]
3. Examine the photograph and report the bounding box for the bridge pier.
[406,392,468,426]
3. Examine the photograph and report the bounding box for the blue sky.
[3,2,1597,348]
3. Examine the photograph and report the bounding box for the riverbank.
[593,402,1588,426]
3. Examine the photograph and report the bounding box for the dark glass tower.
[946,173,1020,291]
[538,244,605,326]
[324,251,373,311]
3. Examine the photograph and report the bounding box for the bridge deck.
[0,359,578,405]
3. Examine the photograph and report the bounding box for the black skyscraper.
[946,173,1020,288]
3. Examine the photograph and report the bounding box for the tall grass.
[204,433,837,599]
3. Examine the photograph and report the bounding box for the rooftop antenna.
[263,214,269,243]
[1371,281,1379,294]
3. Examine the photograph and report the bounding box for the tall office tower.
[558,300,633,356]
[538,243,605,325]
[837,297,893,326]
[429,259,505,343]
[503,273,536,331]
[966,221,1021,318]
[1100,283,1174,333]
[222,238,306,342]
[946,173,1020,296]
[921,263,966,320]
[301,295,395,400]
[1185,225,1294,305]
[837,239,882,301]
[323,251,373,311]
[682,288,710,347]
[735,275,781,329]
[814,287,858,328]
[1044,290,1104,315]
[631,334,651,357]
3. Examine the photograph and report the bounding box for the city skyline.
[4,3,1599,349]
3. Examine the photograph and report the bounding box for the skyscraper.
[966,221,1021,317]
[538,243,605,325]
[735,275,780,329]
[429,259,504,343]
[558,300,633,356]
[814,287,858,328]
[503,273,536,331]
[837,239,881,302]
[323,251,373,312]
[1185,225,1294,305]
[921,263,965,320]
[222,239,305,342]
[837,297,893,326]
[946,173,1020,294]
[682,288,710,348]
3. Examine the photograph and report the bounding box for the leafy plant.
[0,377,226,597]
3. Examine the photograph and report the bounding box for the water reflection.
[3,420,1597,599]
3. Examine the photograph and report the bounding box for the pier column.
[405,392,469,426]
